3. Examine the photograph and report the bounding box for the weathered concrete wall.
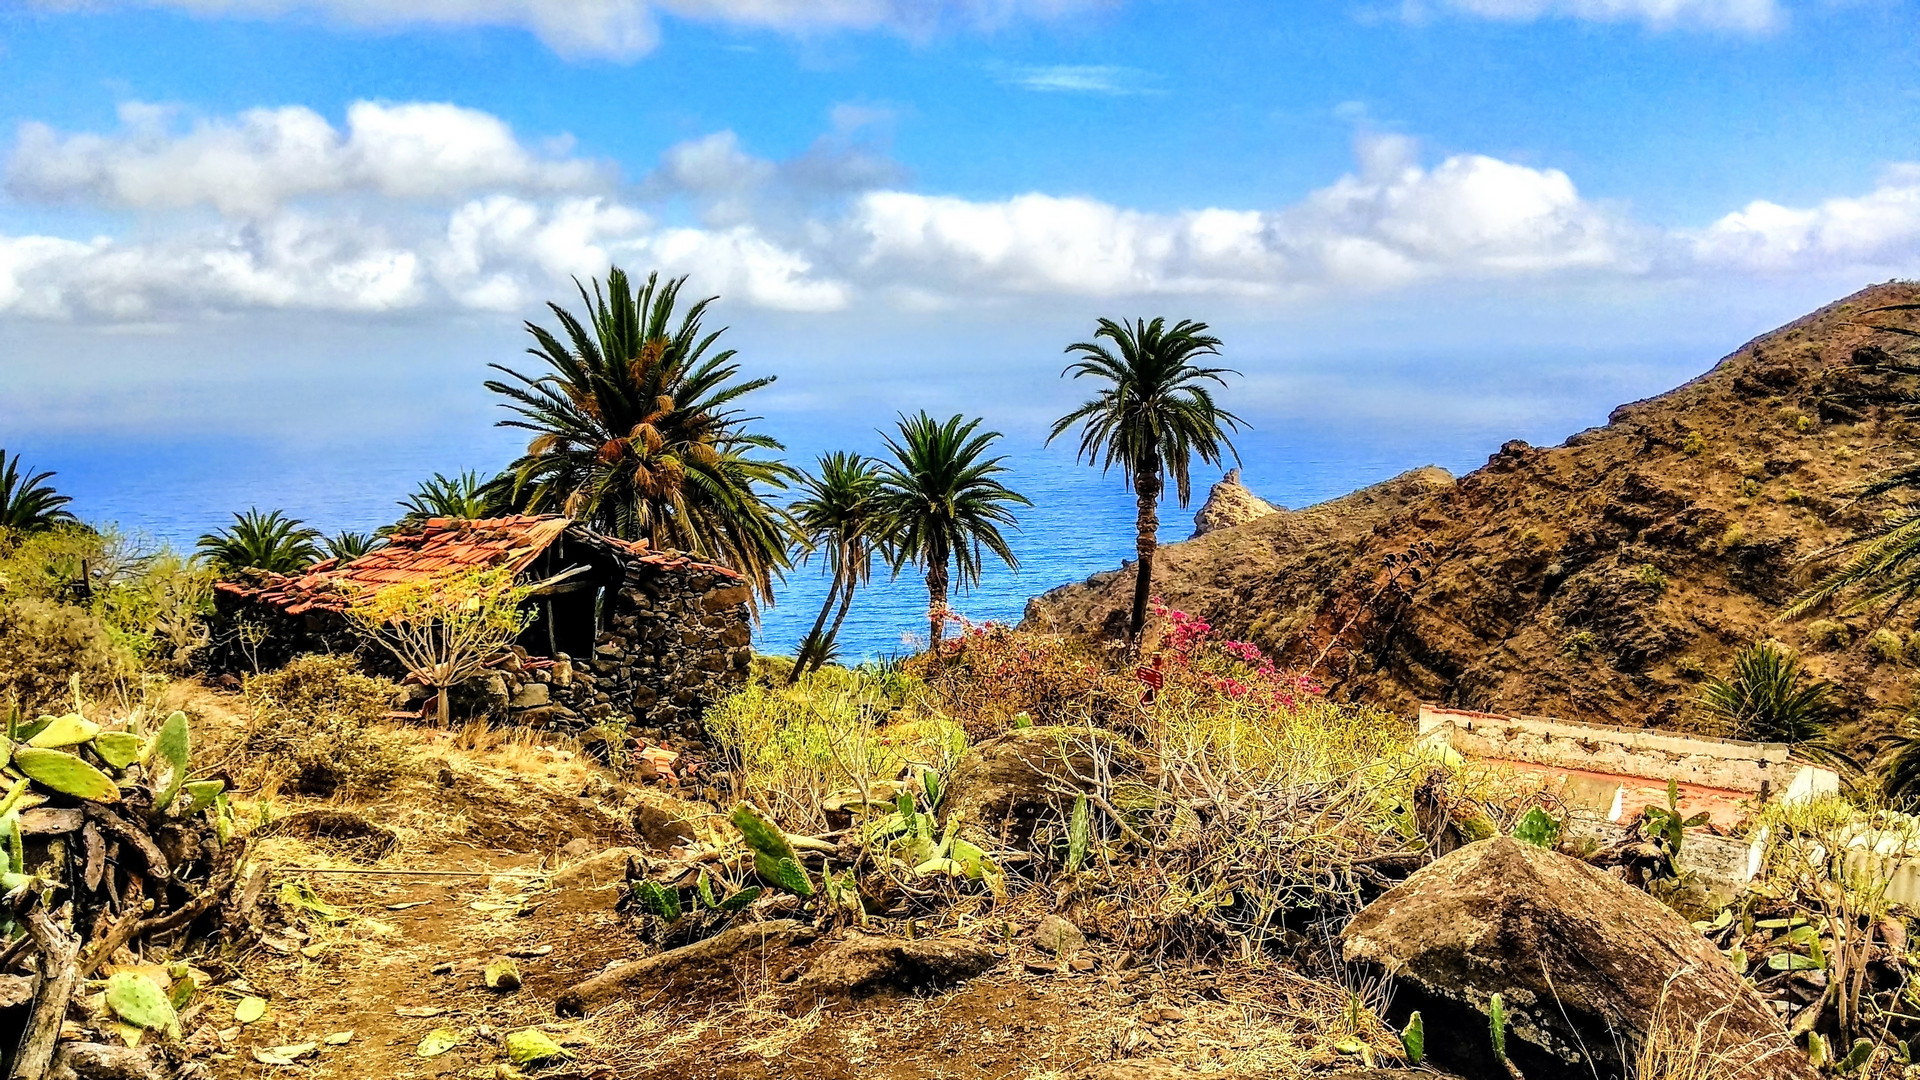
[1418,705,1837,799]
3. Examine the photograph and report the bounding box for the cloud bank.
[2,100,1915,323]
[26,0,1098,59]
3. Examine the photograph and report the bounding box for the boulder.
[1340,837,1814,1080]
[940,726,1146,846]
[556,920,812,1015]
[1032,914,1086,957]
[549,846,643,910]
[510,682,550,709]
[630,790,711,850]
[793,933,999,999]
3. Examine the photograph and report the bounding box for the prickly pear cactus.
[730,803,813,897]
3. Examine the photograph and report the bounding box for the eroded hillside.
[1024,282,1920,748]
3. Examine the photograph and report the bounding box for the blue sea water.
[25,426,1468,662]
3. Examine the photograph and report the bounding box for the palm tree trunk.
[813,566,860,676]
[789,570,842,687]
[1128,468,1162,642]
[926,544,951,656]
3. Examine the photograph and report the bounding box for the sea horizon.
[18,422,1522,662]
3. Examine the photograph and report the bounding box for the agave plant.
[196,509,322,575]
[0,450,77,534]
[1698,642,1854,768]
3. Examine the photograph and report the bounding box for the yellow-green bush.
[243,653,411,796]
[0,597,129,714]
[706,669,965,833]
[1805,619,1851,651]
[1867,627,1906,665]
[0,525,212,672]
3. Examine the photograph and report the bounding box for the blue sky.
[2,0,1919,540]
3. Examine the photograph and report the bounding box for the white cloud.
[1002,65,1155,95]
[27,0,1098,60]
[0,214,422,319]
[1417,0,1783,30]
[849,134,1639,296]
[8,100,605,215]
[7,101,1919,326]
[1691,163,1920,271]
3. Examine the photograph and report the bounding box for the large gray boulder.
[939,726,1146,846]
[1341,837,1815,1080]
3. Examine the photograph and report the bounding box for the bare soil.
[178,688,1378,1080]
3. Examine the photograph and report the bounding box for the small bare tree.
[347,567,532,726]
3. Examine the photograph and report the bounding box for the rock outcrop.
[1341,837,1815,1080]
[1190,468,1281,538]
[939,726,1146,845]
[1026,283,1920,741]
[792,934,1000,999]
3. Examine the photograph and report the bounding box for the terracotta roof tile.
[214,514,738,613]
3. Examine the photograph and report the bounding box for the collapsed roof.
[214,514,737,616]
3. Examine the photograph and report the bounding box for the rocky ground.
[1026,282,1920,753]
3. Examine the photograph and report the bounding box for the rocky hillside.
[1025,283,1920,744]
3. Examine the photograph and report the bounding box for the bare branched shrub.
[0,597,130,713]
[243,653,413,796]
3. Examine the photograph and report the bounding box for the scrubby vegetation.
[0,524,213,712]
[240,652,412,795]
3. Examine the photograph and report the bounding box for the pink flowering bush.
[1140,598,1323,712]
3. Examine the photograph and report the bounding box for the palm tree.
[323,531,381,563]
[878,412,1029,653]
[1697,641,1855,770]
[1048,317,1243,642]
[787,452,888,684]
[395,470,508,527]
[0,450,77,534]
[197,509,322,575]
[485,268,796,603]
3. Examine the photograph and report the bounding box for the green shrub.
[706,672,965,833]
[1681,430,1707,456]
[1867,628,1906,665]
[243,654,411,796]
[0,526,212,671]
[1562,630,1602,660]
[1675,656,1707,680]
[0,597,131,714]
[1805,619,1850,651]
[1635,563,1669,593]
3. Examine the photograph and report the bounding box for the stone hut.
[211,515,752,735]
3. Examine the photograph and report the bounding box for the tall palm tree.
[1048,317,1243,642]
[879,413,1029,653]
[787,452,889,684]
[197,509,322,575]
[0,450,77,534]
[485,268,796,603]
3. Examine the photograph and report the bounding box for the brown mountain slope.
[1023,282,1920,742]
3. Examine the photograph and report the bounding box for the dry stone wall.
[509,564,753,739]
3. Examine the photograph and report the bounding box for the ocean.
[22,423,1495,662]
